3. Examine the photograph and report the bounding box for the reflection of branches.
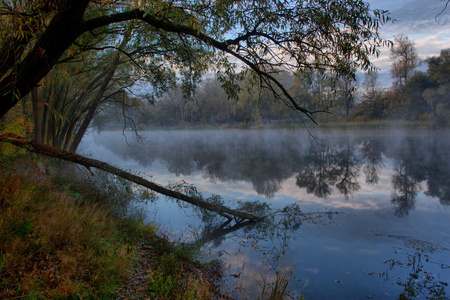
[296,142,361,198]
[296,167,332,198]
[424,141,450,206]
[360,138,384,184]
[193,219,258,248]
[369,233,449,299]
[95,131,450,208]
[391,192,416,217]
[394,251,448,299]
[191,202,341,267]
[391,163,419,217]
[296,145,338,198]
[335,143,361,198]
[390,138,425,217]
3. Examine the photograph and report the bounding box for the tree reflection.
[295,144,338,198]
[335,141,361,198]
[91,130,450,210]
[390,138,426,217]
[360,138,384,184]
[391,163,419,217]
[424,140,450,205]
[295,140,361,198]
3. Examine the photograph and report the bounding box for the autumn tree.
[355,71,385,120]
[423,48,450,122]
[390,35,421,90]
[335,75,357,119]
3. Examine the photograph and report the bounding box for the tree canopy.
[0,0,391,123]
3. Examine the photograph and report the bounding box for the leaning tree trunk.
[69,32,130,153]
[0,132,263,222]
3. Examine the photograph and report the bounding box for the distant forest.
[96,43,450,129]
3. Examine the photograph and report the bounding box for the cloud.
[415,34,450,59]
[366,0,450,86]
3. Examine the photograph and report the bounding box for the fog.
[84,129,450,207]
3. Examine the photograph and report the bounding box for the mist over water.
[79,129,450,299]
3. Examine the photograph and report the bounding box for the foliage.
[351,47,450,126]
[390,35,421,89]
[0,100,33,160]
[107,43,449,128]
[423,49,450,124]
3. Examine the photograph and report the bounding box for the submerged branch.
[0,132,264,222]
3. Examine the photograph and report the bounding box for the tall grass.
[0,153,223,299]
[146,238,218,299]
[0,170,155,298]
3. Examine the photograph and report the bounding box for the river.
[79,129,450,299]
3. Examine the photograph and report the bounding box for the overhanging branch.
[0,132,263,222]
[81,9,317,123]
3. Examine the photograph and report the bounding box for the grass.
[0,172,143,298]
[0,154,222,299]
[256,272,291,300]
[146,238,219,299]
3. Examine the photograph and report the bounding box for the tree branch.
[0,132,263,222]
[80,9,317,123]
[436,0,450,20]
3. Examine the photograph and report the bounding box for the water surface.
[80,129,450,299]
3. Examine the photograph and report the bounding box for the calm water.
[79,129,450,299]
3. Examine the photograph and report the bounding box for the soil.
[116,244,154,299]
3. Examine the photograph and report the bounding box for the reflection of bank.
[91,130,450,214]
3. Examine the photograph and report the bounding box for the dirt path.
[116,243,225,299]
[116,244,154,299]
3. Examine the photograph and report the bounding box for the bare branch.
[436,0,450,20]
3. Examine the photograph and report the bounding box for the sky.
[367,0,450,86]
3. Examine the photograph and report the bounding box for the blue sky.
[367,0,450,86]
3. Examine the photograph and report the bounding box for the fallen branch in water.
[0,132,263,222]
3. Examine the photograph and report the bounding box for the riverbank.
[0,154,222,299]
[105,119,446,132]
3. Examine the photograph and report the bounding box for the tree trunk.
[31,88,42,143]
[0,0,90,120]
[69,33,130,153]
[0,132,263,222]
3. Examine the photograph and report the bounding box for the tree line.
[99,36,449,128]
